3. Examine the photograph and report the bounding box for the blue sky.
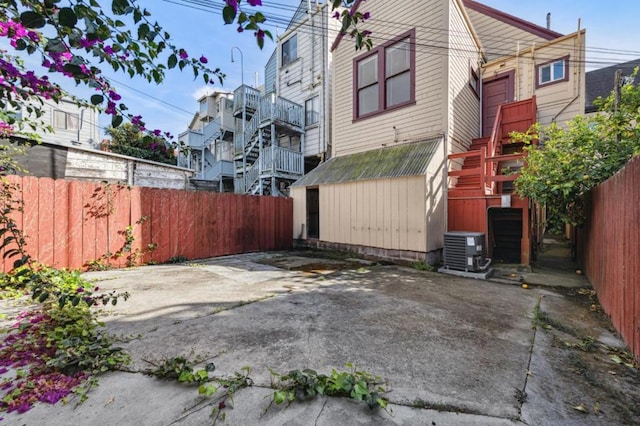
[6,1,640,141]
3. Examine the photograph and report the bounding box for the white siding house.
[17,97,99,149]
[274,0,341,170]
[231,0,341,196]
[177,91,235,191]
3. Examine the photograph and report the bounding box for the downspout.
[478,58,484,137]
[551,22,583,123]
[515,41,520,101]
[322,9,329,159]
[77,108,83,145]
[443,132,449,235]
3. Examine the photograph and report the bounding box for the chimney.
[546,13,551,30]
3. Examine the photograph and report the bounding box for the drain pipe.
[443,132,449,234]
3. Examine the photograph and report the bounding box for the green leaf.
[20,11,46,29]
[273,390,286,405]
[112,0,130,15]
[137,23,149,40]
[58,7,78,28]
[111,115,124,128]
[222,5,236,24]
[167,54,177,69]
[90,94,104,105]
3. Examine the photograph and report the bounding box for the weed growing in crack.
[143,355,252,423]
[410,262,434,272]
[267,363,389,412]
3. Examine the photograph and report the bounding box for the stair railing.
[486,104,504,194]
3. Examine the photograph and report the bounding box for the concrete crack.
[315,398,328,425]
[516,295,543,424]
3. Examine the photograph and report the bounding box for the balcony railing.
[195,160,234,181]
[260,95,303,129]
[233,84,261,115]
[448,147,525,194]
[234,110,260,154]
[179,130,204,149]
[261,146,304,175]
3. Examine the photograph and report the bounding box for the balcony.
[259,94,304,130]
[261,146,304,175]
[233,85,261,117]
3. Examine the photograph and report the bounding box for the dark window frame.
[305,95,320,127]
[535,55,570,89]
[281,34,298,67]
[53,110,79,130]
[352,29,416,121]
[469,62,480,98]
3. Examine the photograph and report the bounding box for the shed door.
[482,71,514,137]
[307,188,319,239]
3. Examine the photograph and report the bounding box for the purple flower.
[332,11,340,19]
[105,101,117,115]
[247,0,262,6]
[153,129,162,136]
[362,12,371,20]
[199,56,208,64]
[103,45,114,55]
[76,287,84,293]
[178,49,188,59]
[108,90,122,101]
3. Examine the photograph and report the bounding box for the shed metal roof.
[292,138,441,187]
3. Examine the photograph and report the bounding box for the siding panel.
[333,1,447,157]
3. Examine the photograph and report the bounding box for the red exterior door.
[482,71,514,137]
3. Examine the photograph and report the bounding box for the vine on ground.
[143,355,253,423]
[0,266,130,414]
[268,363,389,411]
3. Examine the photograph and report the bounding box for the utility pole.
[613,69,622,114]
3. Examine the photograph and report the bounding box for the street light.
[231,46,246,193]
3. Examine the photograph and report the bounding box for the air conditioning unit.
[443,231,491,272]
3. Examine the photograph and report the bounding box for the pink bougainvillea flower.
[108,90,121,101]
[178,49,188,59]
[247,0,262,6]
[199,56,208,64]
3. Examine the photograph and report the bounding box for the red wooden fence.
[582,155,640,358]
[2,176,293,272]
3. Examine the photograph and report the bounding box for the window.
[305,96,320,126]
[282,35,297,66]
[199,99,208,115]
[536,56,569,88]
[469,65,479,96]
[354,30,415,119]
[53,110,79,130]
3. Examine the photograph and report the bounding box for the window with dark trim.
[53,110,79,130]
[282,35,297,67]
[354,29,415,120]
[536,56,569,88]
[469,64,479,96]
[305,96,319,127]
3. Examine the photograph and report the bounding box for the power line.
[163,0,640,65]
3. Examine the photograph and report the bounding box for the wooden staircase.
[446,96,538,264]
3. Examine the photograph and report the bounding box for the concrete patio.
[5,249,640,425]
